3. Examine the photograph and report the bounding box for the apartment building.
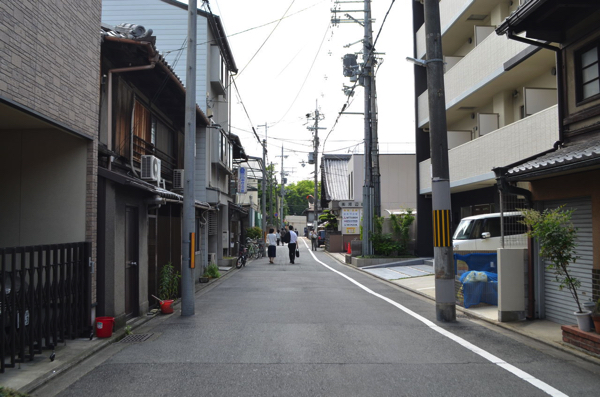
[413,0,560,257]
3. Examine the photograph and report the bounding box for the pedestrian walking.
[287,225,298,264]
[276,229,281,246]
[310,229,318,251]
[267,228,277,264]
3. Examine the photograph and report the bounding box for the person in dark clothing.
[287,225,298,264]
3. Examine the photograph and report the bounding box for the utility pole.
[307,103,326,231]
[334,0,379,254]
[181,0,197,316]
[281,148,285,229]
[268,162,274,227]
[424,0,455,322]
[261,139,267,253]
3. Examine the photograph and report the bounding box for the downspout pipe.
[506,32,565,146]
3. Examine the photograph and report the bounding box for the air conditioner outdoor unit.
[141,155,161,182]
[173,169,184,190]
[208,253,216,265]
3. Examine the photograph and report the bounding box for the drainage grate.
[120,333,153,343]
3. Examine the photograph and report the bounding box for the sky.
[202,0,416,183]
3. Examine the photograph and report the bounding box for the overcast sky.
[199,0,415,183]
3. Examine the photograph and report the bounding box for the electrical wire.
[272,21,331,126]
[236,0,298,77]
[322,0,396,155]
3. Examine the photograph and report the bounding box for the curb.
[324,251,600,367]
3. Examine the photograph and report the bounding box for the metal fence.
[1,242,92,373]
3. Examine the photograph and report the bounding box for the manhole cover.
[120,333,153,343]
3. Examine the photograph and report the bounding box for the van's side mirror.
[481,232,491,239]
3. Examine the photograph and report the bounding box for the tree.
[284,180,315,216]
[521,207,582,312]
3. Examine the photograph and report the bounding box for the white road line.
[301,240,568,397]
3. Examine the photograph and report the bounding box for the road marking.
[417,287,435,290]
[301,240,568,397]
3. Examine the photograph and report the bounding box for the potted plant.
[593,299,600,333]
[157,262,181,314]
[521,207,590,331]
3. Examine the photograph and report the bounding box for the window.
[577,44,600,102]
[219,131,232,169]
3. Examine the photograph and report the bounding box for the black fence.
[1,242,92,373]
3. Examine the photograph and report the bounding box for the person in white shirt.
[310,230,318,251]
[287,225,298,264]
[276,230,281,246]
[267,228,277,264]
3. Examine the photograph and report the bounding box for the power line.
[272,22,331,127]
[236,0,298,77]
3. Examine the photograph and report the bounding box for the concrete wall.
[0,130,87,247]
[498,248,527,322]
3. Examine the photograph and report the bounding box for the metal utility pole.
[307,104,326,231]
[371,77,381,218]
[181,0,197,316]
[268,162,274,226]
[424,0,455,322]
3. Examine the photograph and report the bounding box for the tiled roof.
[322,155,351,201]
[508,138,600,175]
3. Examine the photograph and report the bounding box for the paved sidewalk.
[327,251,600,366]
[1,267,238,394]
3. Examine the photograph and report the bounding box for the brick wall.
[0,0,101,137]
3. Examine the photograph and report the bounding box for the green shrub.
[246,226,262,240]
[204,262,221,278]
[0,387,29,397]
[158,262,181,300]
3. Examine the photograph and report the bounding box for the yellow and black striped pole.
[424,0,456,322]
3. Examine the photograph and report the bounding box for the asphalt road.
[35,239,600,397]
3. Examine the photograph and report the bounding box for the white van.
[452,212,527,251]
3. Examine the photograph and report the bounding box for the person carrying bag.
[287,226,298,264]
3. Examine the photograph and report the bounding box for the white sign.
[342,208,361,235]
[339,200,363,208]
[238,167,247,193]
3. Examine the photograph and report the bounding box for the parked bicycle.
[236,245,247,269]
[246,238,263,259]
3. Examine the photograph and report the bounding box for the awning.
[505,139,600,181]
[98,167,212,210]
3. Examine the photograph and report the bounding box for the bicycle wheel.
[236,256,244,269]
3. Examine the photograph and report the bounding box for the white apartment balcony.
[418,105,559,194]
[415,0,507,60]
[417,31,555,128]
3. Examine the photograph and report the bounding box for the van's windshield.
[453,219,475,240]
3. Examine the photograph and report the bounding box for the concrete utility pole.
[181,0,197,316]
[279,145,286,230]
[261,139,267,252]
[424,0,455,322]
[307,104,326,231]
[361,0,374,256]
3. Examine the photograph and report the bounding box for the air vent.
[208,212,217,236]
[173,169,184,190]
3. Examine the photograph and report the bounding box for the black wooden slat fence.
[1,242,91,373]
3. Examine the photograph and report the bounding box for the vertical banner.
[238,166,247,193]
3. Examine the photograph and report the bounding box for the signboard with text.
[238,167,247,193]
[342,208,361,235]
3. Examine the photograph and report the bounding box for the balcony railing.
[1,242,92,373]
[418,33,530,127]
[419,105,559,193]
[415,0,476,59]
